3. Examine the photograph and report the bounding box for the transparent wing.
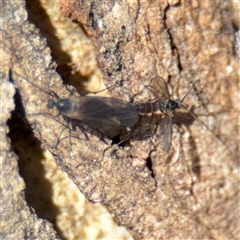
[158,114,172,152]
[61,96,138,129]
[147,76,170,101]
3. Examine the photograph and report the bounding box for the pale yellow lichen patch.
[33,0,106,94]
[42,150,133,240]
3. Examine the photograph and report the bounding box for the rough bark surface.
[1,0,239,239]
[0,2,60,237]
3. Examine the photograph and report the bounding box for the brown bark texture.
[1,0,239,239]
[1,1,62,239]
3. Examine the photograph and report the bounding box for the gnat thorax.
[160,99,182,114]
[56,98,78,114]
[47,98,78,114]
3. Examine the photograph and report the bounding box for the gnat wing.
[147,76,170,101]
[61,96,138,129]
[158,114,172,152]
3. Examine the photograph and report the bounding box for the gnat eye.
[47,99,57,109]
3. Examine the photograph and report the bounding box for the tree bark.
[1,0,239,239]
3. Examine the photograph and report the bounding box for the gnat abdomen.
[134,99,182,116]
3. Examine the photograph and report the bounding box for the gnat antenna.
[13,70,59,99]
[180,81,203,129]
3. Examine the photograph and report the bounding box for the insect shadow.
[14,71,139,148]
